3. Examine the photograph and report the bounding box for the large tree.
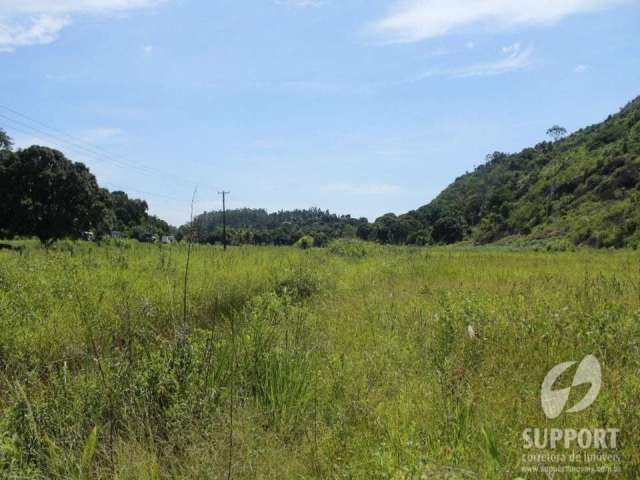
[0,128,13,151]
[0,146,110,244]
[109,190,149,230]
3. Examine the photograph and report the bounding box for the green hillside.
[399,96,640,248]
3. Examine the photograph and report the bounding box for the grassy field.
[0,240,638,479]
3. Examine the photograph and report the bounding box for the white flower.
[467,325,476,339]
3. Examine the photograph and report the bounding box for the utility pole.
[218,191,230,250]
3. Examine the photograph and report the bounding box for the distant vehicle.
[161,235,176,244]
[81,231,95,241]
[110,230,124,238]
[138,233,157,243]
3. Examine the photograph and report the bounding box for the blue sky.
[1,0,639,225]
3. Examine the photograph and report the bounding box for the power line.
[0,113,195,205]
[0,115,199,211]
[0,104,236,226]
[103,182,190,203]
[0,112,149,173]
[0,104,187,181]
[0,103,221,194]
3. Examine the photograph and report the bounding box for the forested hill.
[188,208,368,246]
[186,96,640,249]
[396,95,640,248]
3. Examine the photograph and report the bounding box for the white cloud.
[502,42,521,54]
[0,15,69,52]
[0,0,165,51]
[574,64,588,72]
[326,183,402,195]
[454,44,533,76]
[410,43,533,80]
[371,0,630,43]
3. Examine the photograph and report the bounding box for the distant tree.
[356,223,373,241]
[546,125,567,142]
[485,151,508,164]
[110,191,149,230]
[0,146,110,245]
[342,224,357,239]
[0,128,13,151]
[431,216,465,244]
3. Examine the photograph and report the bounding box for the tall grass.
[0,242,639,478]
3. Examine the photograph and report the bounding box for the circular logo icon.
[541,354,602,419]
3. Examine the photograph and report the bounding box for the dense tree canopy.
[392,96,640,248]
[0,137,175,243]
[0,146,110,244]
[185,207,368,246]
[110,191,149,229]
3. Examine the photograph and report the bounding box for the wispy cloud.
[0,0,165,52]
[326,183,402,195]
[371,0,630,43]
[409,43,533,81]
[574,64,588,73]
[0,14,69,52]
[454,43,533,77]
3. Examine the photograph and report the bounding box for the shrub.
[294,235,314,250]
[276,265,321,301]
[327,239,372,258]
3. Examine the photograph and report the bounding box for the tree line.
[4,94,638,249]
[0,131,174,245]
[183,208,369,246]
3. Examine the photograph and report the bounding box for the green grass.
[1,240,639,478]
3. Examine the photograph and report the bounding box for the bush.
[327,239,374,258]
[294,235,314,250]
[276,265,321,301]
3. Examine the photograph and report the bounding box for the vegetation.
[107,190,174,240]
[0,128,14,151]
[0,241,638,478]
[3,95,640,250]
[0,146,110,245]
[0,135,175,244]
[183,97,640,250]
[187,207,367,247]
[381,96,640,248]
